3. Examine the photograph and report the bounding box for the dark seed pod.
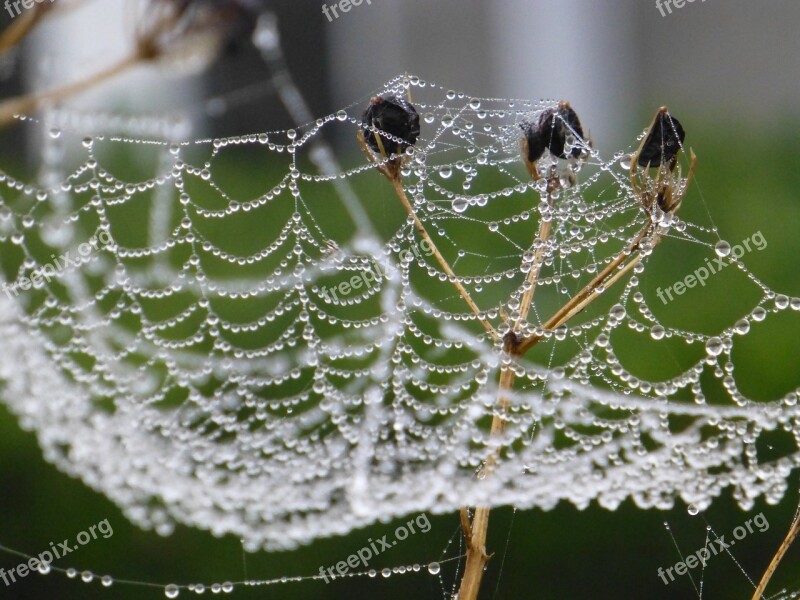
[361,95,421,157]
[522,102,584,163]
[637,110,685,168]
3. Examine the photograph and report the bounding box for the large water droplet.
[452,197,469,213]
[427,562,441,575]
[714,240,731,258]
[439,165,453,179]
[650,325,665,340]
[165,584,180,598]
[610,304,626,321]
[687,504,699,516]
[733,318,750,335]
[705,336,724,356]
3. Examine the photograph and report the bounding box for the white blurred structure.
[326,0,800,149]
[25,0,200,139]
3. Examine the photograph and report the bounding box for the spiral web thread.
[1,73,799,567]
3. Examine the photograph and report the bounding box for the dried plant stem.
[0,4,55,55]
[752,510,800,600]
[516,225,652,355]
[358,132,500,342]
[0,52,142,128]
[457,171,558,600]
[515,174,557,327]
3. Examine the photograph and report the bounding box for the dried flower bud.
[361,95,421,158]
[139,0,266,62]
[637,110,685,168]
[522,102,585,164]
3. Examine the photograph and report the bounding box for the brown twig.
[0,3,56,55]
[752,509,800,600]
[358,131,500,342]
[0,52,143,128]
[456,167,560,600]
[457,109,696,600]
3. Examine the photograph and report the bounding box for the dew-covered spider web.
[2,70,800,595]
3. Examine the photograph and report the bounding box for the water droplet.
[705,336,724,356]
[733,319,750,335]
[687,504,699,516]
[714,240,731,258]
[37,562,51,575]
[752,306,767,321]
[427,562,441,575]
[619,155,632,171]
[165,583,180,598]
[441,116,454,128]
[81,571,94,583]
[335,110,347,122]
[610,304,626,321]
[48,128,61,139]
[81,137,94,149]
[439,165,453,179]
[381,568,391,578]
[101,575,113,587]
[452,197,469,213]
[650,325,665,340]
[469,98,481,110]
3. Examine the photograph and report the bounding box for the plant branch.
[457,169,559,600]
[456,119,695,600]
[358,131,500,342]
[0,4,55,55]
[515,224,651,355]
[752,510,800,600]
[0,52,143,128]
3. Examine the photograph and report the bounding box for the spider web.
[1,72,799,562]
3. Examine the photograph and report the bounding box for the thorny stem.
[0,52,143,128]
[752,509,800,600]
